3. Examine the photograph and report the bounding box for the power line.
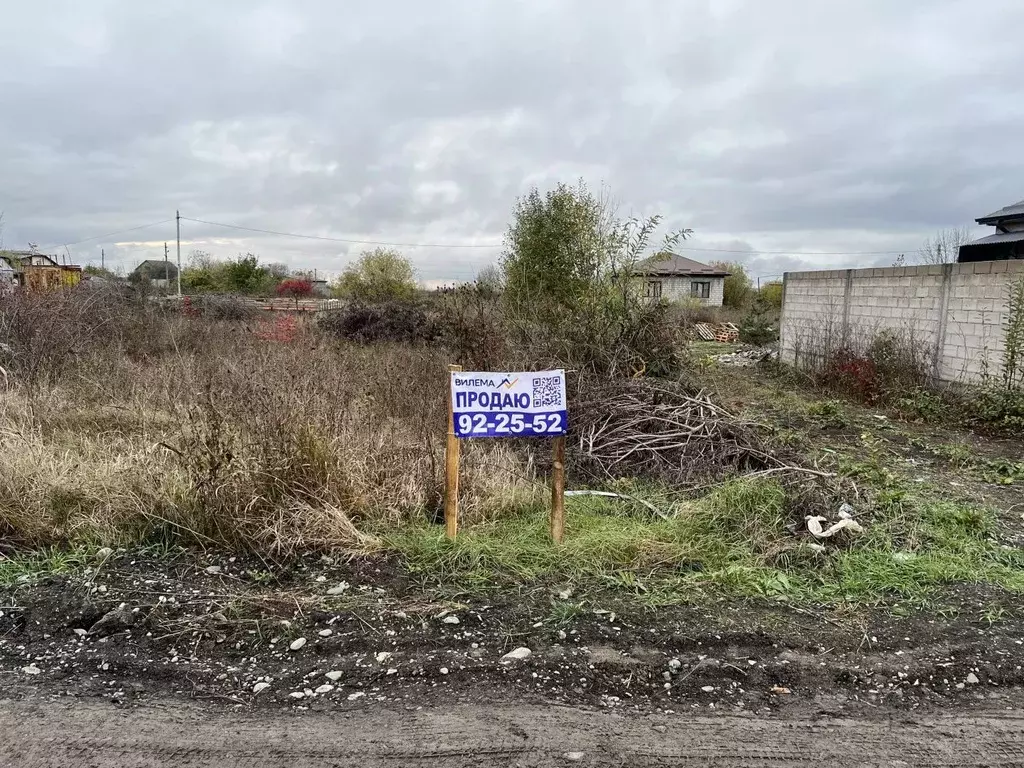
[41,218,174,250]
[184,216,907,256]
[36,212,908,260]
[180,216,502,249]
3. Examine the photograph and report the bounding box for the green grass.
[383,474,1024,607]
[689,341,742,357]
[0,546,93,587]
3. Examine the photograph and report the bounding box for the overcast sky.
[2,0,1022,283]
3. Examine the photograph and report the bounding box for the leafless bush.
[789,321,932,404]
[316,300,437,345]
[0,288,174,386]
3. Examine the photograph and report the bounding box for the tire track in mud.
[3,696,1024,767]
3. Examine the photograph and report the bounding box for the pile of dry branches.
[570,377,813,487]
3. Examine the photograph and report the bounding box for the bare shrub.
[433,283,510,370]
[317,300,437,345]
[0,288,171,386]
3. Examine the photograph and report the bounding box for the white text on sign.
[451,370,567,438]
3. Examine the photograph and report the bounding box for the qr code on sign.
[532,375,563,408]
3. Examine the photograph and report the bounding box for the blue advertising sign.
[451,370,567,438]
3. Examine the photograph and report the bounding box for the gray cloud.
[2,0,1022,281]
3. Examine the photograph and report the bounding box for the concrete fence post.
[841,269,853,345]
[933,263,954,382]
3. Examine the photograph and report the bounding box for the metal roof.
[976,199,1024,224]
[963,231,1024,246]
[633,254,730,277]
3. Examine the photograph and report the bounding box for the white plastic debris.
[806,515,864,539]
[501,647,533,664]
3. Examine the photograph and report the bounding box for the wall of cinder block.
[780,260,1024,383]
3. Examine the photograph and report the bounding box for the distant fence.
[780,260,1024,383]
[166,296,342,313]
[248,298,341,312]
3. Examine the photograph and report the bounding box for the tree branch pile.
[569,377,811,487]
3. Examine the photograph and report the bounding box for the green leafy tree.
[83,265,120,280]
[181,251,275,295]
[223,254,270,294]
[712,261,753,308]
[332,248,417,301]
[759,281,784,310]
[499,180,691,375]
[181,251,222,293]
[501,182,615,313]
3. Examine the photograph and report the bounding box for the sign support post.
[448,367,567,543]
[550,435,566,544]
[444,364,462,539]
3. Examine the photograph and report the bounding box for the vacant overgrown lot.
[3,289,1024,713]
[0,289,1021,610]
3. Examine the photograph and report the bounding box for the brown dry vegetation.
[0,290,542,556]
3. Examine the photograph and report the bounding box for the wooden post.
[550,435,566,544]
[444,364,462,539]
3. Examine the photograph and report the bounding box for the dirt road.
[3,696,1024,767]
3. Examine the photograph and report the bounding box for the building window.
[646,280,663,299]
[690,280,711,299]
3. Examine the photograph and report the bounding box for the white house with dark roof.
[633,254,730,306]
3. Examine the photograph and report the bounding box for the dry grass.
[0,295,541,558]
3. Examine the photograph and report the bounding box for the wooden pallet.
[694,323,717,341]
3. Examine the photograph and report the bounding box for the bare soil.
[4,550,1024,719]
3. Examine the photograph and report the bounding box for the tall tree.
[919,226,972,265]
[332,248,417,301]
[711,261,753,308]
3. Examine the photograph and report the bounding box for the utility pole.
[176,210,182,296]
[164,242,169,295]
[101,248,105,271]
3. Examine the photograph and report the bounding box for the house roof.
[2,250,59,267]
[633,254,730,278]
[976,199,1024,225]
[963,231,1024,247]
